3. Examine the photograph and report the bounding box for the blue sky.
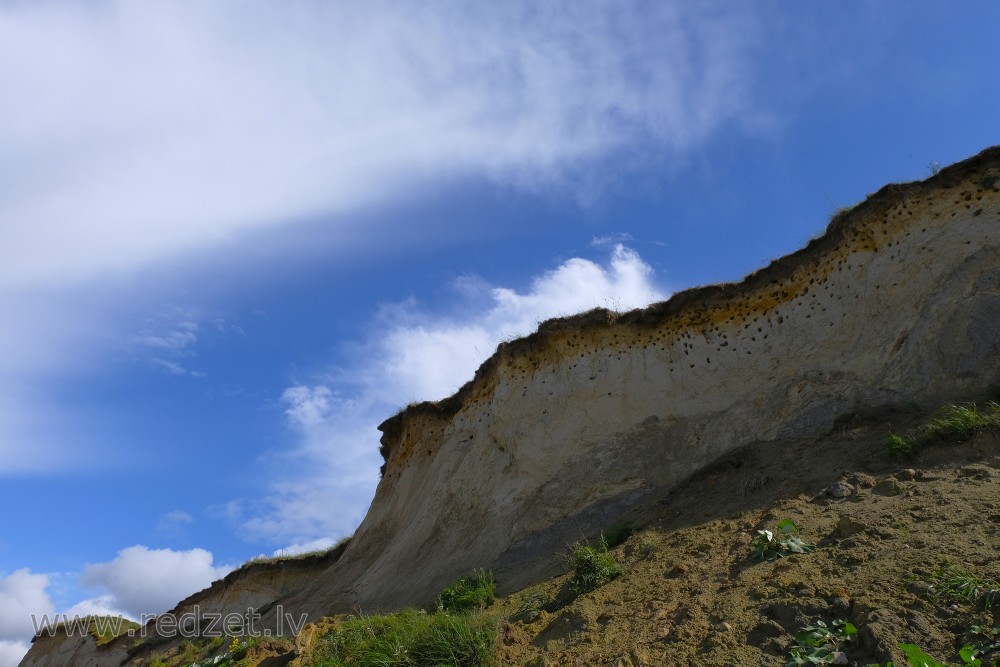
[2,1,1000,663]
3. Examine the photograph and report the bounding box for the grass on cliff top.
[241,536,352,568]
[87,616,140,646]
[886,402,1000,458]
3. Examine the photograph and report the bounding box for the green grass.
[568,535,622,595]
[437,569,496,613]
[928,563,1000,609]
[242,536,352,567]
[886,402,1000,458]
[307,609,496,667]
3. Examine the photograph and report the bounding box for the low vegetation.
[437,569,496,613]
[307,609,497,667]
[786,619,856,666]
[886,402,1000,458]
[749,519,815,562]
[567,534,623,595]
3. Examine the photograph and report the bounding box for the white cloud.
[242,245,666,543]
[0,640,30,667]
[0,569,54,642]
[0,1,761,291]
[64,595,129,621]
[80,546,233,618]
[0,1,762,473]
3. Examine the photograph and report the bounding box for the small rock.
[830,597,850,613]
[896,468,918,480]
[718,622,732,632]
[873,478,904,496]
[832,651,849,665]
[827,481,855,498]
[905,581,933,598]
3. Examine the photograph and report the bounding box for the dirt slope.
[489,411,1000,666]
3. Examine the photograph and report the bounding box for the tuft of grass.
[928,563,1000,609]
[308,609,496,667]
[886,402,1000,458]
[437,570,496,613]
[568,535,622,595]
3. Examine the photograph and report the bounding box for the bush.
[568,535,622,595]
[309,609,496,667]
[437,569,496,613]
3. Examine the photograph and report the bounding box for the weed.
[787,619,856,666]
[886,433,916,458]
[887,402,1000,458]
[437,569,496,613]
[889,642,986,666]
[749,519,815,563]
[308,609,496,667]
[928,563,1000,609]
[636,536,657,560]
[568,535,622,595]
[966,625,1000,665]
[514,591,548,623]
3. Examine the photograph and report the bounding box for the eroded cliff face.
[20,147,1000,666]
[284,147,1000,619]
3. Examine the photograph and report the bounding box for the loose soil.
[490,409,1000,666]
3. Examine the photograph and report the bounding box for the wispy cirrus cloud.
[0,1,763,473]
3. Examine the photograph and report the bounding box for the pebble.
[827,481,855,498]
[718,622,732,632]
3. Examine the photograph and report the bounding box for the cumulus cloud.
[0,569,54,642]
[0,640,30,667]
[80,546,233,618]
[240,245,667,543]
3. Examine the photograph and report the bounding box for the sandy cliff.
[289,147,1000,619]
[20,146,1000,666]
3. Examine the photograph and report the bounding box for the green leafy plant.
[568,535,622,595]
[965,625,1000,665]
[787,619,856,666]
[869,641,996,667]
[437,569,496,613]
[749,519,815,563]
[308,608,496,667]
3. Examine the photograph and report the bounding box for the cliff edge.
[21,145,1000,666]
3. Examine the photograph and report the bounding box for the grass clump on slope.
[308,609,497,667]
[306,571,498,667]
[886,402,1000,458]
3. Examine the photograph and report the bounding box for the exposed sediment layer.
[20,146,1000,666]
[290,146,1000,617]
